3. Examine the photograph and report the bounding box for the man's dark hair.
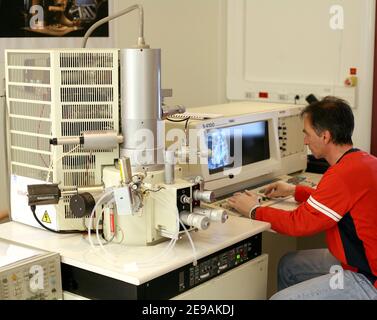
[301,96,354,145]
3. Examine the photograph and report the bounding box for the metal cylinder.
[83,131,123,150]
[120,48,164,170]
[193,208,228,224]
[180,212,210,231]
[180,195,192,205]
[193,190,215,203]
[61,185,105,197]
[69,193,96,218]
[51,132,123,150]
[164,150,175,185]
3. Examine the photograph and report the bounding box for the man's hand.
[264,181,295,198]
[228,190,260,218]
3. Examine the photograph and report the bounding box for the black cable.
[166,117,190,123]
[184,117,191,131]
[30,205,84,234]
[166,116,191,131]
[143,187,166,194]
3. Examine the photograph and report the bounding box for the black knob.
[70,193,95,218]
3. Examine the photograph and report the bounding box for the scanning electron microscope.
[6,5,228,248]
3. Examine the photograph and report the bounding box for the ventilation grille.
[10,118,51,136]
[61,70,112,85]
[62,104,113,120]
[8,69,50,85]
[11,149,50,169]
[61,87,113,103]
[61,121,114,137]
[63,155,96,170]
[7,52,53,185]
[64,171,96,188]
[7,52,51,67]
[63,145,110,154]
[8,85,51,102]
[9,101,50,119]
[60,52,114,68]
[7,49,119,227]
[11,133,51,152]
[12,164,51,182]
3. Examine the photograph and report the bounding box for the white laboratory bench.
[0,216,270,300]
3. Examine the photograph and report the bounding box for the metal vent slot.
[9,101,51,119]
[63,171,96,187]
[10,118,51,136]
[61,70,112,85]
[9,85,51,102]
[61,87,113,103]
[60,52,114,68]
[7,53,51,67]
[11,149,50,169]
[63,155,96,170]
[61,121,114,137]
[64,203,77,220]
[11,133,51,152]
[62,104,113,120]
[12,164,51,182]
[63,145,111,154]
[8,69,50,85]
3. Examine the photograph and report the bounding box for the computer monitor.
[207,120,271,175]
[201,111,281,191]
[165,110,282,193]
[165,102,306,196]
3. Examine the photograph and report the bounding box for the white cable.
[179,217,198,266]
[87,189,115,258]
[96,200,119,258]
[82,4,145,48]
[46,145,80,183]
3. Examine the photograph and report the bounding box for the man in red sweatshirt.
[228,96,377,300]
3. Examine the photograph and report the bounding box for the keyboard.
[207,174,317,217]
[210,193,291,217]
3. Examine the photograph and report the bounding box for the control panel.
[278,114,305,158]
[185,235,261,289]
[0,239,62,300]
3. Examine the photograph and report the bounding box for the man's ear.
[322,130,332,144]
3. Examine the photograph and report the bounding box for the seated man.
[228,97,377,300]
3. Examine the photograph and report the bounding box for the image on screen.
[207,121,270,175]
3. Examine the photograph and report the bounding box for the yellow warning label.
[42,211,51,224]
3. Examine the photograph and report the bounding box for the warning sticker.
[42,211,51,224]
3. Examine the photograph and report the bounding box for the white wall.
[113,0,228,108]
[226,0,376,152]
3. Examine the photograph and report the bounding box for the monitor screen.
[207,121,270,174]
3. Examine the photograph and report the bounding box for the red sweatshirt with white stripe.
[255,149,377,288]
